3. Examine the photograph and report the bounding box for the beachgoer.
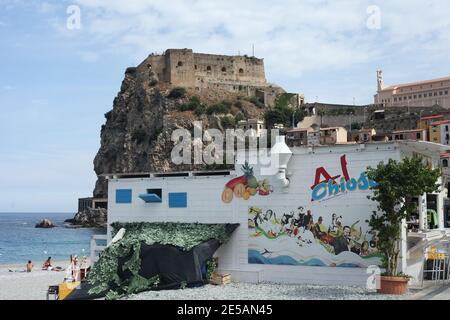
[42,257,53,270]
[26,260,33,273]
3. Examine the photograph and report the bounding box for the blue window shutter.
[169,193,187,208]
[116,189,132,204]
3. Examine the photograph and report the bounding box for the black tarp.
[65,224,239,300]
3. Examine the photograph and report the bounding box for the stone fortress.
[140,48,285,106]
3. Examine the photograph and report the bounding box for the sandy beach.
[0,260,76,300]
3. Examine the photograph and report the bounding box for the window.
[239,68,244,74]
[446,126,449,132]
[419,94,422,98]
[440,91,443,96]
[446,91,449,95]
[116,189,132,204]
[206,66,211,71]
[434,92,438,96]
[169,193,187,208]
[394,98,397,102]
[414,95,417,99]
[443,159,449,168]
[177,61,183,67]
[416,133,421,139]
[221,67,227,72]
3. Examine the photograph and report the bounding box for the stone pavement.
[409,282,450,300]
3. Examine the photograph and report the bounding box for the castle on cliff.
[140,48,285,106]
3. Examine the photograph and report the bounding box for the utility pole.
[252,44,255,57]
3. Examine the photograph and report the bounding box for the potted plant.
[366,157,441,295]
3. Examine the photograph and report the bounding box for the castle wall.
[143,49,267,89]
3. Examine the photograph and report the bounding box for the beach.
[0,260,73,300]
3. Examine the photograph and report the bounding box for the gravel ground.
[125,282,413,300]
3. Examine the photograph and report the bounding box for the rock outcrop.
[92,57,273,198]
[35,219,55,228]
[72,208,107,228]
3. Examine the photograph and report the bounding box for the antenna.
[252,44,255,57]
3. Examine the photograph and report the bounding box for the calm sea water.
[0,212,106,264]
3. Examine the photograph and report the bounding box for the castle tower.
[377,70,384,92]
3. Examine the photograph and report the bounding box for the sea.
[0,212,106,265]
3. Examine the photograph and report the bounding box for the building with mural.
[99,137,450,287]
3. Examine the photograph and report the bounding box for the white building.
[100,138,450,287]
[375,70,450,108]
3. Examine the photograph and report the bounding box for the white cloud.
[78,51,100,62]
[69,0,450,81]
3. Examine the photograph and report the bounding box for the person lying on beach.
[26,260,33,273]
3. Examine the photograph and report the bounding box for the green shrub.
[250,96,265,108]
[235,112,245,123]
[206,101,232,115]
[177,96,203,112]
[168,87,187,99]
[234,100,243,110]
[221,116,236,128]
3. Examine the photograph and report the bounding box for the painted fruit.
[248,187,257,196]
[234,183,246,198]
[243,191,251,200]
[222,188,233,203]
[247,175,259,189]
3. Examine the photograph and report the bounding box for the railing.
[90,234,108,264]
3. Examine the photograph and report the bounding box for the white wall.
[107,143,403,286]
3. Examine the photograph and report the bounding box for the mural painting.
[248,206,382,268]
[222,162,273,203]
[247,154,382,268]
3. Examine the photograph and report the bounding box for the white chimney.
[271,136,292,187]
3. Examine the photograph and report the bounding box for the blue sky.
[1,0,450,212]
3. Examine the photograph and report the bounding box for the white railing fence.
[90,234,108,265]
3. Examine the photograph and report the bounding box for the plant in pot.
[366,157,441,295]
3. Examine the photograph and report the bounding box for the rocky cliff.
[92,58,276,198]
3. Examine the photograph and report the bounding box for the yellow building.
[430,120,450,145]
[429,122,442,144]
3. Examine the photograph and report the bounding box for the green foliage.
[366,157,440,276]
[234,100,243,110]
[206,259,217,281]
[274,93,295,109]
[87,222,237,299]
[235,112,245,123]
[168,87,187,99]
[351,122,363,130]
[264,93,305,129]
[250,96,265,109]
[178,96,204,113]
[221,116,236,128]
[206,101,232,115]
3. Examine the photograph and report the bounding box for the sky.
[1,0,450,212]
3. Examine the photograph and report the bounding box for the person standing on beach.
[26,261,33,273]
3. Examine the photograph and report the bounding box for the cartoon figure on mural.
[222,162,273,203]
